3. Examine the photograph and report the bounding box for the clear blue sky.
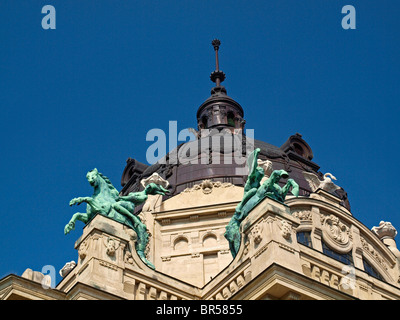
[1,1,399,284]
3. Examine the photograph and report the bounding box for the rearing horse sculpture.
[224,149,299,258]
[64,168,168,269]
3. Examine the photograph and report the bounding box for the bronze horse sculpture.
[64,168,168,269]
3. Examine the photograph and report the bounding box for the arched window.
[293,143,305,157]
[322,241,353,265]
[363,258,385,281]
[203,234,217,247]
[174,236,189,251]
[227,111,235,127]
[201,116,208,129]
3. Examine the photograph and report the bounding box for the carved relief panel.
[360,236,389,272]
[292,208,312,222]
[320,213,353,253]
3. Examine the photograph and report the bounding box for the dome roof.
[119,40,351,212]
[120,131,350,212]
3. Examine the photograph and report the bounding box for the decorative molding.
[292,209,312,221]
[182,179,234,195]
[279,243,296,253]
[360,236,388,271]
[99,260,118,271]
[218,211,227,218]
[254,244,269,258]
[265,216,276,225]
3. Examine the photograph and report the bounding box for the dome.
[119,40,351,212]
[120,130,350,212]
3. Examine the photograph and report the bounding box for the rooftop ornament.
[224,148,299,258]
[303,171,341,194]
[64,168,168,269]
[210,39,226,86]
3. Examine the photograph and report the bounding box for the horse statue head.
[86,168,100,187]
[85,168,119,200]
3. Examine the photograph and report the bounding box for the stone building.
[1,41,400,300]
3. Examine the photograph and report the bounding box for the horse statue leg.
[133,217,155,269]
[224,215,242,258]
[281,178,300,199]
[64,212,90,235]
[69,197,93,207]
[64,197,95,235]
[112,202,155,269]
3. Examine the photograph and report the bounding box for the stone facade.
[2,185,400,300]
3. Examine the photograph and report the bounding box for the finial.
[210,39,226,87]
[212,39,221,51]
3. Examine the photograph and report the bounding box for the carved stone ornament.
[59,261,76,277]
[141,172,169,189]
[320,213,352,253]
[292,209,312,221]
[257,159,273,178]
[243,238,250,256]
[303,171,341,194]
[279,220,292,240]
[78,239,89,260]
[251,221,264,245]
[103,237,120,257]
[182,179,233,194]
[371,221,398,240]
[124,250,134,265]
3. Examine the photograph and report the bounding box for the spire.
[210,39,227,95]
[196,39,245,132]
[210,39,226,86]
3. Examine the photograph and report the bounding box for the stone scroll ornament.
[224,148,299,258]
[64,168,169,269]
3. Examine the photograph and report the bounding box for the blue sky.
[1,1,399,284]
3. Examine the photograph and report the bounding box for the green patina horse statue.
[64,168,168,269]
[224,149,299,258]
